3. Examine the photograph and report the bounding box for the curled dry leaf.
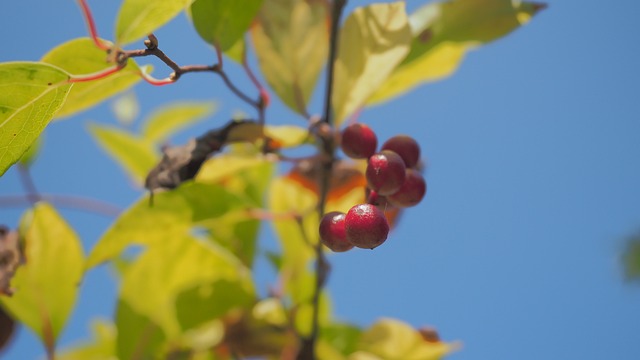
[145,120,268,192]
[0,226,24,297]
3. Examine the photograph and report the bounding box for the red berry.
[319,212,354,252]
[388,169,426,207]
[345,204,389,249]
[365,150,406,195]
[381,135,420,168]
[341,123,378,159]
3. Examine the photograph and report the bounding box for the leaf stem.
[76,0,110,50]
[17,165,41,205]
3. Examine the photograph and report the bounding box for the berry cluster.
[319,123,427,251]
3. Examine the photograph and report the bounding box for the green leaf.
[115,0,194,45]
[141,101,217,143]
[368,0,546,105]
[322,323,363,357]
[58,319,116,360]
[332,3,412,125]
[191,0,263,51]
[115,300,165,359]
[251,0,328,114]
[86,182,245,268]
[0,62,71,176]
[197,154,274,266]
[41,38,141,119]
[88,123,159,184]
[0,203,84,350]
[118,235,254,339]
[225,37,246,63]
[353,318,457,360]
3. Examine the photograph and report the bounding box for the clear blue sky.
[1,0,640,359]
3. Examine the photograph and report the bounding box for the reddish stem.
[77,0,110,50]
[68,65,124,82]
[139,71,176,86]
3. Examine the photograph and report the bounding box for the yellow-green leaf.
[369,0,545,105]
[264,125,310,148]
[353,318,458,360]
[225,37,246,63]
[191,0,263,51]
[118,235,254,338]
[115,0,194,45]
[197,153,275,265]
[251,0,328,114]
[141,101,217,143]
[86,182,245,268]
[0,62,71,176]
[332,3,412,125]
[0,203,84,350]
[268,175,318,272]
[58,319,116,360]
[88,123,159,184]
[41,38,141,119]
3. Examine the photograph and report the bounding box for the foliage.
[0,0,544,359]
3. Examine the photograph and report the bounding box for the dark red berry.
[388,169,426,207]
[345,204,389,249]
[365,150,406,195]
[381,135,421,168]
[341,123,378,159]
[319,212,354,252]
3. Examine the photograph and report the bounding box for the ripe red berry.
[345,204,389,249]
[365,150,406,195]
[381,135,420,168]
[319,212,354,252]
[388,169,426,207]
[340,123,378,159]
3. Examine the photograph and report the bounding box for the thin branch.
[298,1,347,359]
[17,165,41,204]
[0,195,121,217]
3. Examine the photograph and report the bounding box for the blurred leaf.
[191,0,263,51]
[0,62,71,176]
[268,175,318,271]
[251,0,328,114]
[222,306,294,358]
[332,3,412,125]
[141,101,217,143]
[18,136,42,168]
[353,318,457,360]
[623,235,640,281]
[0,203,84,351]
[115,0,194,45]
[322,323,362,357]
[115,299,165,359]
[198,154,274,266]
[58,319,116,360]
[265,125,310,149]
[225,37,246,63]
[86,182,245,268]
[111,91,139,126]
[369,0,546,104]
[41,38,141,119]
[87,123,159,184]
[118,235,254,339]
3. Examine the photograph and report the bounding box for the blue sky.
[1,0,640,359]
